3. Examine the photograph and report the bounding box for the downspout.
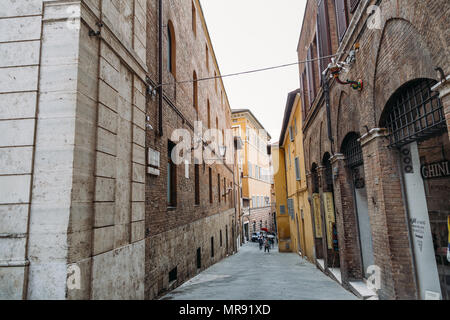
[158,0,163,137]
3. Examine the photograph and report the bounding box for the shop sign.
[421,160,450,179]
[312,194,323,238]
[323,192,336,250]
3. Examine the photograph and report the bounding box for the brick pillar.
[360,129,418,300]
[317,166,334,268]
[330,153,363,283]
[431,77,450,141]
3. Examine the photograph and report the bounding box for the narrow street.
[161,242,358,300]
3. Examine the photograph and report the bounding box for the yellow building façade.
[273,90,315,261]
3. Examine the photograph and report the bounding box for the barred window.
[380,79,444,148]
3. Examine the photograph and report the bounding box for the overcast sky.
[200,0,306,142]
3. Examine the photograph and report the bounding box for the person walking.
[259,235,264,250]
[264,237,270,253]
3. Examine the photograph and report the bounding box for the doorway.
[342,132,375,278]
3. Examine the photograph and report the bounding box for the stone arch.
[373,18,437,125]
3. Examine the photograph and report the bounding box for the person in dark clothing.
[264,238,270,253]
[258,235,264,250]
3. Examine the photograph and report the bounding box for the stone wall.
[0,0,148,300]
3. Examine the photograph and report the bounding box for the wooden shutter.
[295,157,301,181]
[306,46,316,107]
[335,0,349,42]
[300,75,306,121]
[316,0,332,75]
[350,0,360,13]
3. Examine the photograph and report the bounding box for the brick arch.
[335,91,361,149]
[373,18,436,126]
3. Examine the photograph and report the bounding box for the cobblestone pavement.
[160,242,358,300]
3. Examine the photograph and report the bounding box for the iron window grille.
[342,133,363,169]
[382,79,445,148]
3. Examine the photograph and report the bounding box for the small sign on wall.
[148,148,160,168]
[148,148,160,176]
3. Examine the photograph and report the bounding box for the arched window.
[341,132,363,168]
[167,21,176,77]
[193,71,198,112]
[380,78,443,148]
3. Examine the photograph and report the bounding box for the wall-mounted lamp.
[328,58,363,91]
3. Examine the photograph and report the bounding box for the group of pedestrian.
[258,233,275,253]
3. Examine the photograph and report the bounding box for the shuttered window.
[335,0,349,42]
[306,46,316,107]
[316,0,332,75]
[300,72,308,120]
[289,126,294,142]
[350,0,360,13]
[295,157,301,181]
[287,199,295,219]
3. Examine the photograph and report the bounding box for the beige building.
[231,109,274,241]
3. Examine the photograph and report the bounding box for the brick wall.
[299,0,450,299]
[144,0,237,299]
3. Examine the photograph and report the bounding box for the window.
[289,126,294,142]
[194,164,200,205]
[287,198,295,219]
[335,0,349,42]
[218,174,221,203]
[280,205,286,214]
[295,157,301,181]
[316,0,332,74]
[209,167,213,203]
[206,44,209,71]
[197,248,201,269]
[167,21,176,77]
[167,140,177,207]
[193,71,198,112]
[214,71,217,92]
[192,1,197,36]
[211,237,214,258]
[350,0,361,13]
[248,162,252,177]
[288,145,291,166]
[252,196,256,208]
[169,267,177,283]
[300,72,309,119]
[380,79,444,148]
[220,230,223,247]
[223,178,227,202]
[207,100,211,128]
[306,44,317,106]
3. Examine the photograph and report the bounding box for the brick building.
[0,0,239,300]
[144,0,239,299]
[297,0,449,299]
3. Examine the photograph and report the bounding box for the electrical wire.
[151,51,351,89]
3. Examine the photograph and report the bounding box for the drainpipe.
[158,0,163,137]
